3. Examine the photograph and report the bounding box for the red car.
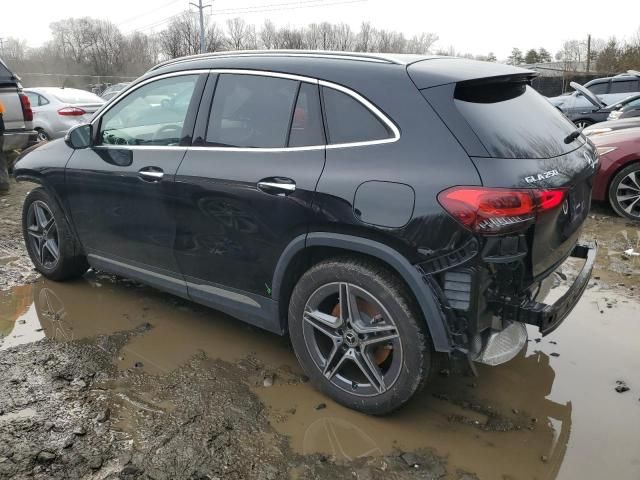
[591,127,640,220]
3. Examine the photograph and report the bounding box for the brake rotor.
[331,298,392,365]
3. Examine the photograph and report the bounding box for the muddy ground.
[1,178,639,480]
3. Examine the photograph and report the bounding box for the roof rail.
[149,50,408,72]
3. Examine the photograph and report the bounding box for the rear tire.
[288,257,434,415]
[22,187,89,281]
[36,128,50,142]
[609,163,640,220]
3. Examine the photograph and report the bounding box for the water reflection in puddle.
[0,273,639,479]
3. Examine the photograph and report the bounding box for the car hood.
[584,117,640,135]
[590,126,640,146]
[570,81,606,108]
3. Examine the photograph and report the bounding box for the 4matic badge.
[524,169,559,184]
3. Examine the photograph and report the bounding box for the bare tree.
[334,23,354,51]
[226,18,255,50]
[406,33,438,54]
[355,22,373,52]
[260,20,279,49]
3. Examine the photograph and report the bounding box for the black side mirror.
[65,124,92,149]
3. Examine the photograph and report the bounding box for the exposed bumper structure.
[493,243,597,336]
[473,243,596,366]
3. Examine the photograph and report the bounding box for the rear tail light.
[438,187,567,234]
[18,93,33,122]
[58,107,87,116]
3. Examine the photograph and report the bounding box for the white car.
[24,87,105,141]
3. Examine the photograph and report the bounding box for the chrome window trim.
[92,68,400,152]
[91,69,210,127]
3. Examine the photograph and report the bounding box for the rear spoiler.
[408,57,537,89]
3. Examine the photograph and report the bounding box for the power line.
[116,0,182,27]
[211,0,367,16]
[132,0,367,32]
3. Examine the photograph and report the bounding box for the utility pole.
[586,34,591,73]
[190,0,212,54]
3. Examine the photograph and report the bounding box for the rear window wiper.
[564,126,585,144]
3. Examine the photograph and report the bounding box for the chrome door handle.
[257,178,296,195]
[257,181,295,192]
[138,168,164,182]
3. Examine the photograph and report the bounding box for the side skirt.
[87,254,282,335]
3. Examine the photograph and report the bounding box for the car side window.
[99,75,198,146]
[206,74,299,148]
[288,83,325,147]
[321,87,392,145]
[587,82,608,95]
[26,92,48,107]
[610,80,639,94]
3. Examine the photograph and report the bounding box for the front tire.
[288,258,434,415]
[608,163,640,221]
[574,119,593,129]
[22,187,89,280]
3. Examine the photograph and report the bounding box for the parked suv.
[548,72,640,127]
[14,51,597,414]
[0,57,36,189]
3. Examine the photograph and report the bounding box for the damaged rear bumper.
[491,243,597,336]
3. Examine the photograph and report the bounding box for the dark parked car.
[590,127,640,220]
[14,51,597,414]
[548,72,640,128]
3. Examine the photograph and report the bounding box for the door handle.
[138,167,164,182]
[257,177,296,195]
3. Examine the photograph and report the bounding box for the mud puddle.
[1,271,639,479]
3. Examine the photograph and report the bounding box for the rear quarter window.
[321,87,392,145]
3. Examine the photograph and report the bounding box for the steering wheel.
[153,124,182,142]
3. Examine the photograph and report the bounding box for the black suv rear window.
[454,82,578,159]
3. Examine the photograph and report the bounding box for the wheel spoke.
[617,193,640,203]
[338,283,360,325]
[323,345,347,380]
[26,227,42,239]
[44,239,60,261]
[304,309,342,340]
[360,329,400,348]
[34,204,49,229]
[43,217,55,235]
[626,171,640,191]
[623,196,640,214]
[349,349,386,393]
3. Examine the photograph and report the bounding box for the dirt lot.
[1,178,639,480]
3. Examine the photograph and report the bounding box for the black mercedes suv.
[14,51,597,414]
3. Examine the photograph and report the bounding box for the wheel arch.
[272,233,452,352]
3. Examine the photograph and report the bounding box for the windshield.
[52,89,104,105]
[454,83,579,159]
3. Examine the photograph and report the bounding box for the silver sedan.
[24,87,105,141]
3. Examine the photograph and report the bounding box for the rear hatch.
[413,59,598,278]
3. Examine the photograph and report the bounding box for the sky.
[1,0,639,60]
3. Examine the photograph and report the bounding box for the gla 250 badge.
[524,169,560,184]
